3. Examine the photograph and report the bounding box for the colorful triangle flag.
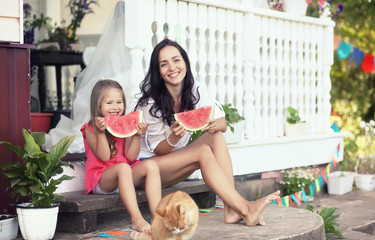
[289,196,295,208]
[322,171,328,184]
[337,41,352,60]
[301,189,308,203]
[93,233,115,237]
[362,53,375,73]
[283,196,290,207]
[349,48,365,67]
[277,197,283,206]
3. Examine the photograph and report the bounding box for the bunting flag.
[277,144,341,208]
[349,48,365,67]
[362,53,375,73]
[337,41,352,60]
[336,39,375,73]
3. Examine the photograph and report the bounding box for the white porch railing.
[124,0,335,141]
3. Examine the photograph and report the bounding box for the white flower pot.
[283,0,308,15]
[284,122,310,137]
[16,203,59,240]
[224,121,245,144]
[327,171,355,195]
[0,215,18,240]
[355,174,375,191]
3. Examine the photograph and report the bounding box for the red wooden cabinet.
[0,43,33,213]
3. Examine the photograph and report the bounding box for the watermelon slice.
[174,106,214,131]
[103,111,143,138]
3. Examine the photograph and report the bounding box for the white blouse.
[136,82,225,159]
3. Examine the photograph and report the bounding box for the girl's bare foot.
[224,207,242,224]
[241,190,280,226]
[132,218,151,234]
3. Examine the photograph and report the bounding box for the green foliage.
[286,106,305,124]
[279,167,319,196]
[0,129,75,207]
[188,103,244,144]
[222,103,245,133]
[306,205,344,239]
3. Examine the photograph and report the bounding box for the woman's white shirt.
[136,82,224,159]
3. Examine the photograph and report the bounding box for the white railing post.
[125,0,150,108]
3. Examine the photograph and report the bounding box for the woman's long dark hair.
[135,39,199,126]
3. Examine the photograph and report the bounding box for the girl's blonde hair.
[90,79,126,157]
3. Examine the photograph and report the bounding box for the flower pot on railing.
[224,120,245,144]
[0,214,18,240]
[355,174,375,191]
[283,0,308,15]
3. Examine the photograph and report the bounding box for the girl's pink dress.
[81,123,140,194]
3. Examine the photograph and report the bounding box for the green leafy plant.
[286,106,306,124]
[355,120,375,174]
[279,167,319,196]
[0,129,75,207]
[188,103,245,144]
[306,204,344,239]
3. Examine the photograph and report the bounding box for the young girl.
[82,79,161,233]
[135,39,280,227]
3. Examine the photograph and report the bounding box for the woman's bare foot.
[224,207,242,224]
[132,218,151,234]
[241,190,280,226]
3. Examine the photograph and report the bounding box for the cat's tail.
[130,231,153,240]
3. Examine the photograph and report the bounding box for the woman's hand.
[136,123,150,135]
[202,118,217,133]
[95,117,107,132]
[169,120,186,143]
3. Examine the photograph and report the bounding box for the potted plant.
[284,106,310,137]
[327,171,355,195]
[0,129,75,240]
[222,103,245,144]
[0,214,18,240]
[354,120,375,191]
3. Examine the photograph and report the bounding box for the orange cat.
[130,191,199,240]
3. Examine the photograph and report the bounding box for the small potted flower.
[354,120,375,191]
[284,106,310,137]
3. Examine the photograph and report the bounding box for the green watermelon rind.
[173,106,214,132]
[106,111,143,138]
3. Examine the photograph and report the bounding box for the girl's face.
[100,88,125,117]
[158,46,187,88]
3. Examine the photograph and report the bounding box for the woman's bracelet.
[167,135,179,147]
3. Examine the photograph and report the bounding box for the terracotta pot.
[31,113,53,133]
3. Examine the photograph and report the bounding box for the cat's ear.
[177,204,185,215]
[156,207,166,217]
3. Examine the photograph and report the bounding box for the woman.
[135,39,279,226]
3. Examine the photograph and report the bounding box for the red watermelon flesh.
[174,106,214,131]
[103,111,143,138]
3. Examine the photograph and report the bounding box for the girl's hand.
[202,118,217,133]
[169,120,186,143]
[136,123,150,135]
[95,117,107,132]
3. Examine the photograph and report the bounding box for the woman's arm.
[154,121,186,156]
[85,118,111,162]
[202,117,227,133]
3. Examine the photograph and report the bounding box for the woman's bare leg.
[191,131,239,223]
[99,163,151,233]
[131,160,162,221]
[150,144,280,226]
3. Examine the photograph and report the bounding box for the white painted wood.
[196,4,207,88]
[225,10,235,106]
[216,8,226,103]
[0,0,22,43]
[186,3,198,77]
[233,12,243,114]
[154,0,166,44]
[206,6,217,100]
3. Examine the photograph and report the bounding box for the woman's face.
[100,88,124,117]
[158,46,187,88]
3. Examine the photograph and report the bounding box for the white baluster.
[253,16,262,139]
[304,24,312,125]
[296,23,305,115]
[260,16,270,138]
[187,3,198,78]
[196,4,208,86]
[216,8,226,104]
[289,22,298,110]
[275,19,284,137]
[154,0,166,43]
[315,26,324,132]
[283,21,291,129]
[310,25,318,132]
[268,18,277,137]
[207,6,217,100]
[177,1,188,50]
[225,10,235,105]
[242,12,256,139]
[234,12,244,115]
[166,0,177,40]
